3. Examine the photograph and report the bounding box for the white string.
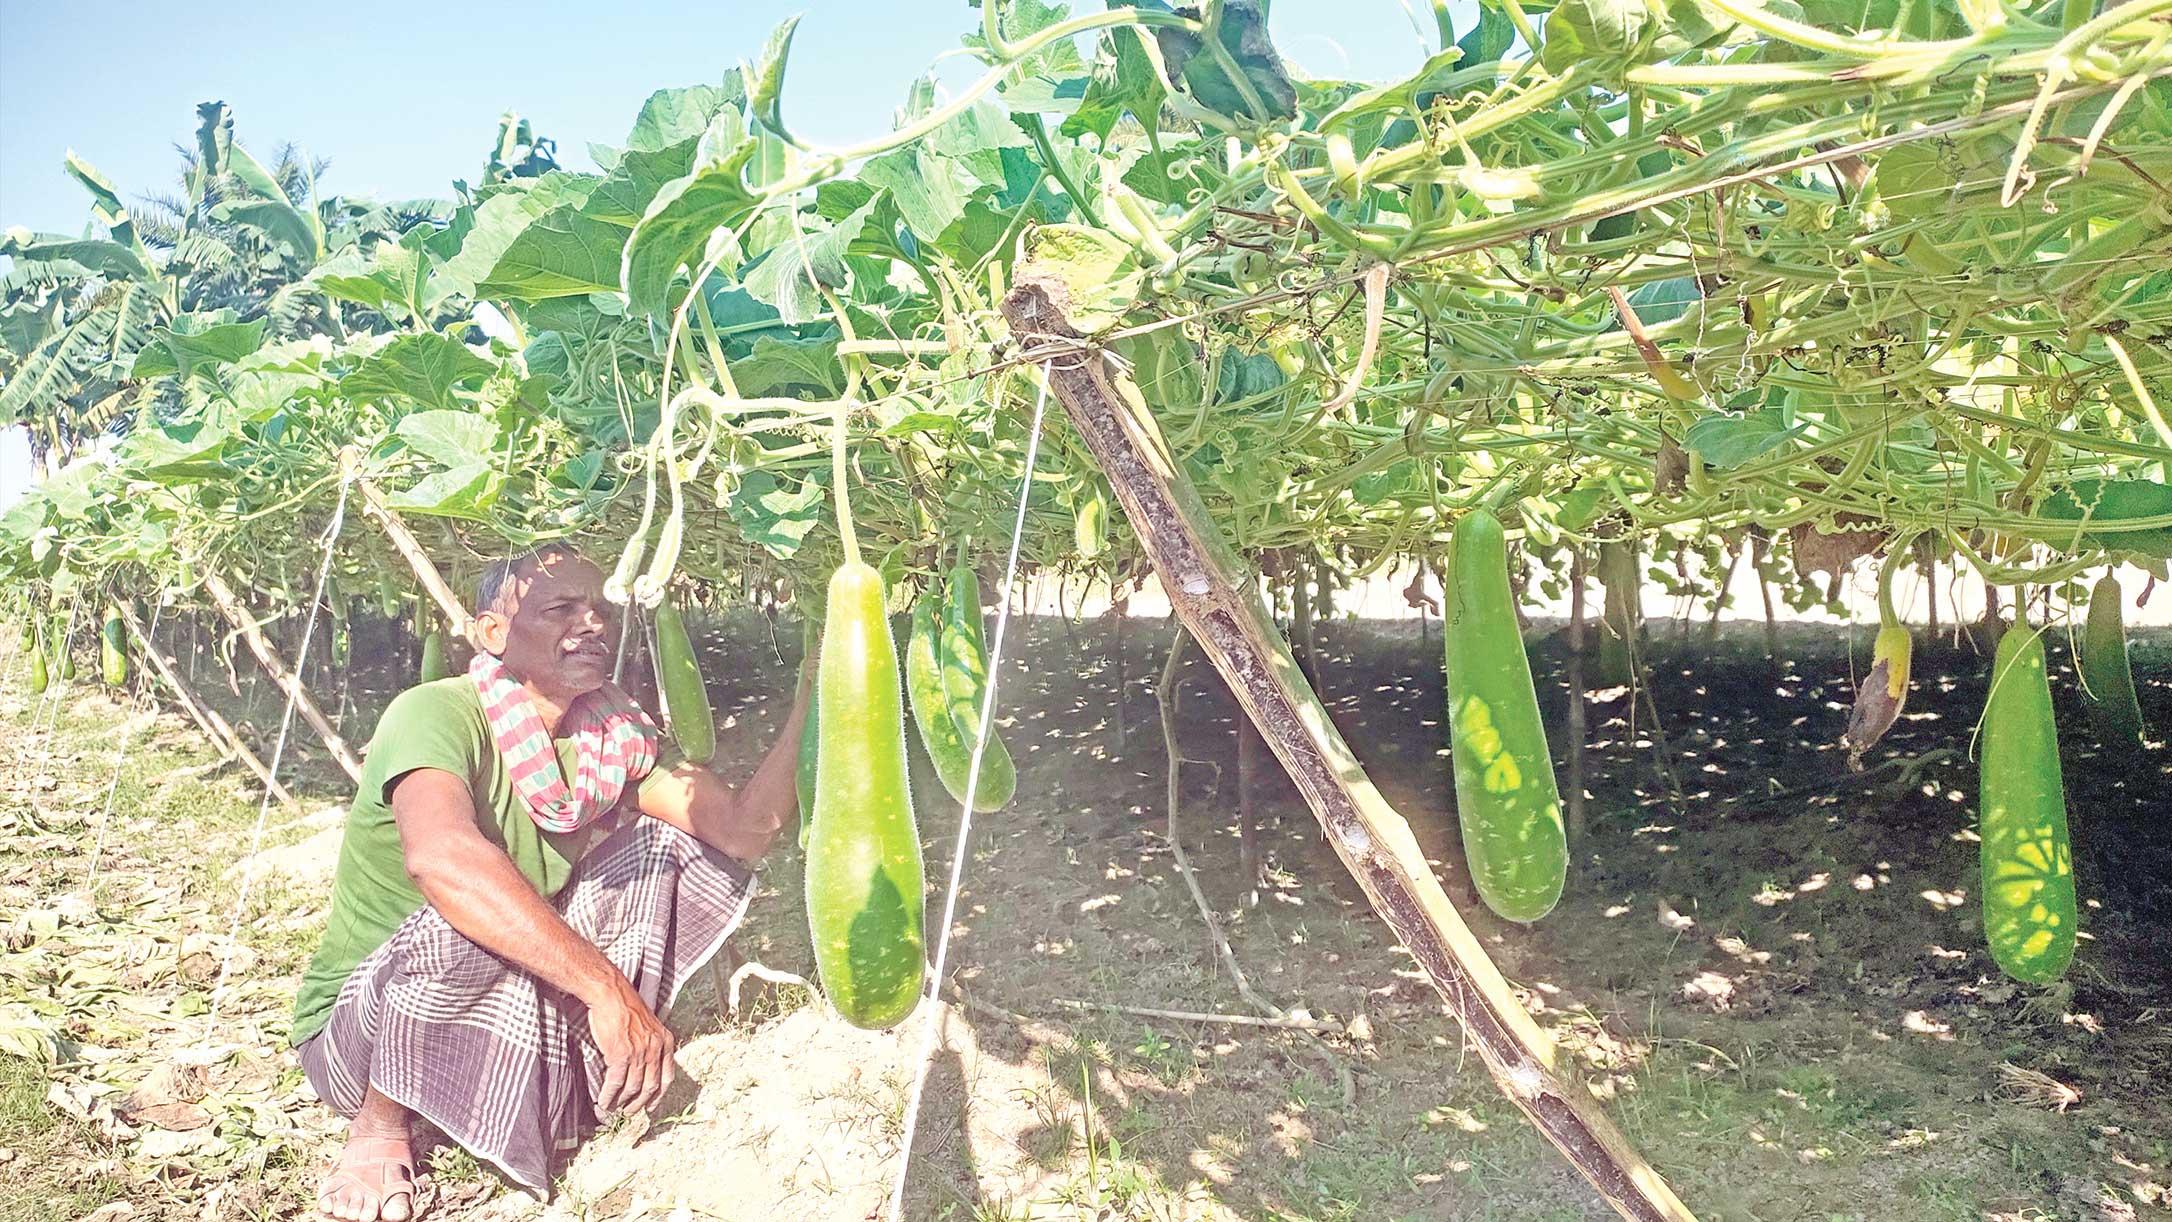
[886,364,1052,1222]
[204,472,353,1039]
[84,598,166,887]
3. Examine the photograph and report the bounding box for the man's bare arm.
[391,767,673,1112]
[639,663,812,861]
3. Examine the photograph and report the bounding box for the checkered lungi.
[295,816,753,1193]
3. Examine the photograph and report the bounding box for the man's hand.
[711,798,786,861]
[586,979,675,1115]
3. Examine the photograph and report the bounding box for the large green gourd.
[652,596,717,765]
[1980,627,2078,984]
[907,585,1016,812]
[805,562,925,1030]
[938,566,1016,806]
[2080,572,2146,751]
[29,623,49,695]
[54,617,76,682]
[418,629,448,682]
[1444,509,1568,922]
[100,605,128,688]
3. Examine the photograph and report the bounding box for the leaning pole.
[1002,278,1696,1222]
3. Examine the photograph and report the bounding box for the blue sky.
[0,1,1459,505]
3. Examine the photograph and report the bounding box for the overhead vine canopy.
[4,0,2172,614]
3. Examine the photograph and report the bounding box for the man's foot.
[317,1127,418,1221]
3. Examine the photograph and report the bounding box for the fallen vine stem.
[1156,625,1283,1019]
[1045,997,1345,1033]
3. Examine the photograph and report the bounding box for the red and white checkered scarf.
[469,651,660,834]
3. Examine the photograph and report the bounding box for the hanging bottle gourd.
[905,567,1015,812]
[653,593,717,765]
[418,627,448,682]
[804,403,925,1030]
[1979,625,2078,984]
[101,604,128,688]
[940,565,1017,808]
[2079,571,2146,752]
[1443,508,1567,922]
[55,616,76,682]
[29,619,49,695]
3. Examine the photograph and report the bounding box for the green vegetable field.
[3,1,2170,1218]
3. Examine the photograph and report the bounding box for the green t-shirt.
[290,678,677,1045]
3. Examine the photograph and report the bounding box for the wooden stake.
[1003,281,1697,1222]
[348,459,471,638]
[202,574,364,783]
[116,601,300,811]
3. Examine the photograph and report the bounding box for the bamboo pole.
[202,574,363,783]
[116,601,300,811]
[347,457,471,638]
[1003,281,1696,1222]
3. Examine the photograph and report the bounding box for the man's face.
[479,552,618,699]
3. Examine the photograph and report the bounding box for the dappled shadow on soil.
[574,610,2170,1221]
[4,609,2169,1221]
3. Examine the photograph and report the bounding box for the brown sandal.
[316,1134,420,1221]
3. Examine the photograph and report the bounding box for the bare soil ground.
[2,611,2168,1222]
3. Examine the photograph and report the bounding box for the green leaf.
[622,129,760,318]
[1112,329,1204,413]
[727,469,824,557]
[624,79,742,152]
[741,196,884,325]
[65,151,147,257]
[858,147,973,244]
[561,450,605,490]
[1685,406,1799,469]
[970,0,1087,77]
[1627,276,1701,327]
[1458,5,1517,66]
[1061,21,1168,141]
[731,334,842,397]
[1319,46,1462,133]
[1215,351,1287,403]
[583,135,704,226]
[475,205,629,301]
[1151,0,1296,122]
[308,227,439,320]
[396,409,501,467]
[748,16,801,138]
[131,319,267,380]
[881,411,962,438]
[2040,479,2172,560]
[1541,0,1652,74]
[118,419,239,481]
[218,140,324,259]
[1554,485,1612,532]
[389,463,502,520]
[441,172,604,298]
[0,230,153,284]
[342,333,496,411]
[1353,460,1421,506]
[1012,224,1143,332]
